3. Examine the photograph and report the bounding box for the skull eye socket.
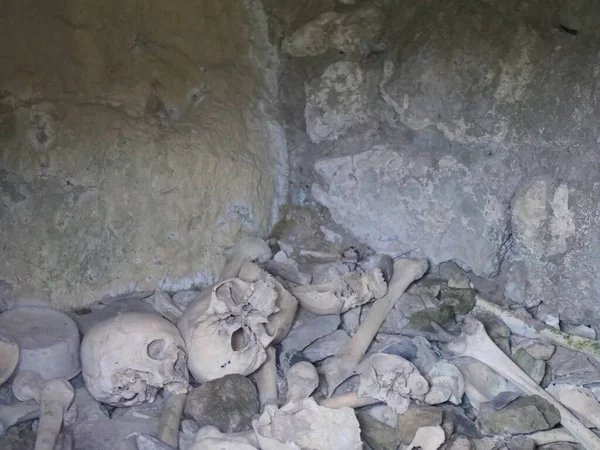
[231,328,249,351]
[147,339,167,360]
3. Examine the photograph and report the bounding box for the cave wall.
[0,0,287,310]
[270,0,600,325]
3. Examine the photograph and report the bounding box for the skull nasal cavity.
[231,328,248,351]
[147,339,167,360]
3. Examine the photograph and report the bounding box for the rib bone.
[447,318,600,450]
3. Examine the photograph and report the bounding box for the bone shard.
[253,397,362,450]
[446,318,600,450]
[178,277,278,382]
[291,267,387,315]
[220,237,272,280]
[12,370,75,450]
[406,425,446,450]
[285,361,319,404]
[81,312,189,406]
[320,258,428,394]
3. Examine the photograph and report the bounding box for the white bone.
[319,353,428,414]
[320,258,428,393]
[546,383,600,429]
[406,425,446,450]
[13,370,75,450]
[220,237,272,280]
[81,312,189,406]
[475,295,600,364]
[447,318,600,450]
[178,278,277,383]
[291,268,387,315]
[254,346,279,411]
[285,361,318,403]
[0,333,18,386]
[157,391,187,447]
[253,398,362,450]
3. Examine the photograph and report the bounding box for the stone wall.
[0,0,287,310]
[273,0,600,325]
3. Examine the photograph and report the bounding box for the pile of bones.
[2,237,600,450]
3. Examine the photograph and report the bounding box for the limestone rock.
[184,374,259,433]
[478,395,560,436]
[282,8,384,57]
[312,147,509,276]
[302,329,351,362]
[305,61,369,143]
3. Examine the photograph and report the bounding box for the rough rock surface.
[0,0,286,310]
[478,395,560,436]
[184,374,259,433]
[396,406,443,445]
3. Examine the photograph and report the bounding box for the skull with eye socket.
[81,312,189,406]
[178,276,287,383]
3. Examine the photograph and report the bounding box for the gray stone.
[282,8,384,57]
[508,176,600,324]
[563,324,597,340]
[538,444,585,450]
[172,290,203,312]
[184,374,259,433]
[505,436,536,450]
[511,337,555,361]
[341,306,361,335]
[397,406,443,445]
[303,329,351,362]
[546,346,600,386]
[478,395,560,436]
[489,391,520,411]
[280,313,341,353]
[447,436,474,450]
[72,298,156,335]
[179,419,199,450]
[312,147,510,276]
[305,61,370,143]
[512,348,546,385]
[356,411,402,450]
[441,406,481,439]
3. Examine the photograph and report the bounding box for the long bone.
[475,295,600,363]
[446,318,600,450]
[320,258,428,394]
[13,370,75,450]
[156,391,187,448]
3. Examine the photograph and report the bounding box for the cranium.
[178,277,278,383]
[81,312,189,407]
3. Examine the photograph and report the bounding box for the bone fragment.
[406,425,446,450]
[475,295,600,364]
[320,258,428,393]
[13,370,75,450]
[254,346,278,411]
[0,400,40,437]
[285,361,318,403]
[264,260,312,285]
[220,237,272,280]
[0,333,19,386]
[546,383,600,429]
[157,391,187,448]
[143,291,183,323]
[319,354,428,414]
[523,428,577,446]
[447,318,600,450]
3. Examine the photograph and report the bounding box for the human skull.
[178,277,278,383]
[81,312,189,406]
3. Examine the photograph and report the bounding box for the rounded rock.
[184,374,259,433]
[0,307,80,380]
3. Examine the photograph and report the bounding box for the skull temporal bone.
[80,312,189,406]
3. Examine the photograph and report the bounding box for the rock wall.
[0,0,287,310]
[273,0,600,324]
